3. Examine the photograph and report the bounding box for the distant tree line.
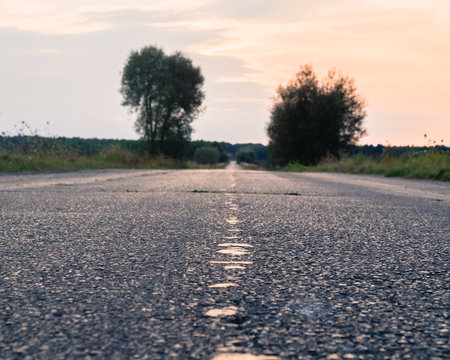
[189,141,229,163]
[0,136,268,164]
[191,141,268,164]
[228,143,268,163]
[1,135,448,164]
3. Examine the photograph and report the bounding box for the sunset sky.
[1,0,449,145]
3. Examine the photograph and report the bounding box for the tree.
[267,65,366,166]
[194,146,220,165]
[189,140,229,163]
[120,46,204,158]
[236,146,257,164]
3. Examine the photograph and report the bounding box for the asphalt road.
[0,166,449,359]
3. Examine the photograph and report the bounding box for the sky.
[1,0,449,146]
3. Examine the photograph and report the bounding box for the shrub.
[194,146,220,165]
[236,147,257,164]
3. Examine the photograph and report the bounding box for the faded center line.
[210,261,252,265]
[212,353,280,360]
[218,248,250,256]
[205,306,238,317]
[218,243,253,248]
[208,283,238,288]
[226,217,239,225]
[206,171,278,359]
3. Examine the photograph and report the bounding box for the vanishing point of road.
[0,165,449,359]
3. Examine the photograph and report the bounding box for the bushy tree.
[194,146,220,165]
[236,147,257,164]
[120,46,204,158]
[189,140,229,162]
[267,65,366,165]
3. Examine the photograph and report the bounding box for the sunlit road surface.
[0,167,449,359]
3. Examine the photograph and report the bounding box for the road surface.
[0,168,449,359]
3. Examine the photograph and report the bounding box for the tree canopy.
[267,65,366,166]
[120,46,204,158]
[194,146,220,165]
[236,146,257,164]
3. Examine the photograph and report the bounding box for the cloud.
[1,0,449,143]
[0,0,213,34]
[209,0,342,20]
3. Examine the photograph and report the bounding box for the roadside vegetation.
[1,132,449,181]
[279,147,450,182]
[0,142,194,173]
[0,134,266,172]
[264,65,449,182]
[236,146,257,164]
[316,151,450,181]
[193,146,220,165]
[267,65,366,166]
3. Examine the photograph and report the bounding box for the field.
[0,136,194,172]
[282,150,450,182]
[1,135,449,181]
[0,135,268,172]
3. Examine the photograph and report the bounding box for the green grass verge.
[0,148,196,173]
[281,152,450,181]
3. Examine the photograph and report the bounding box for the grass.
[2,133,449,181]
[0,143,232,173]
[0,146,196,173]
[281,151,450,182]
[280,163,317,173]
